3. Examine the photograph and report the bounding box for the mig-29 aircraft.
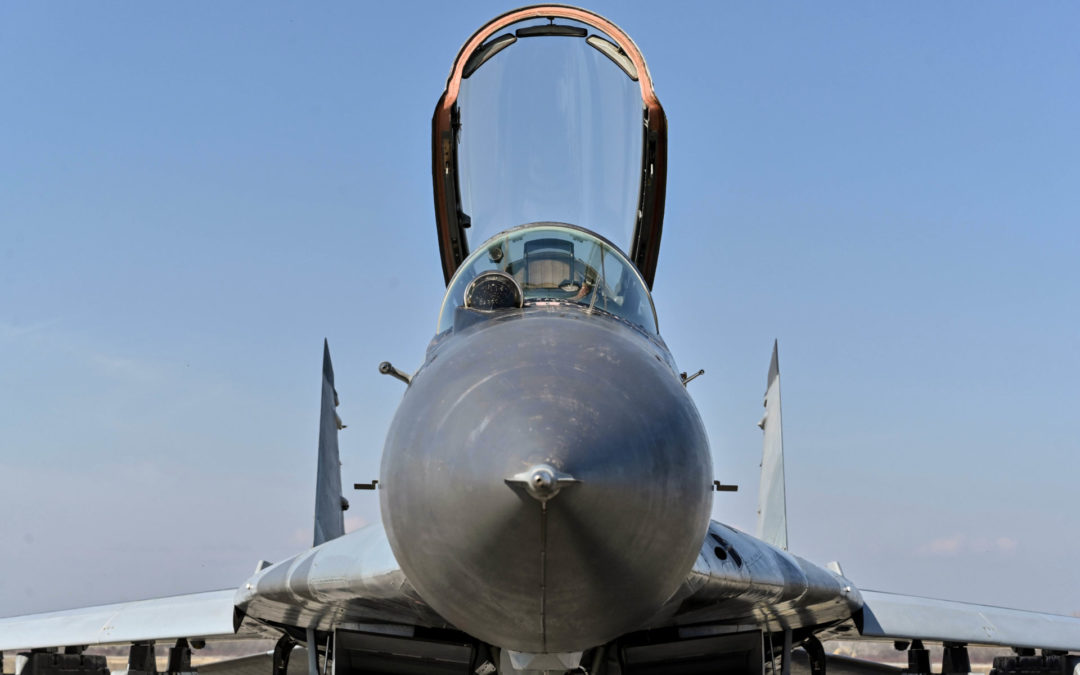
[3,5,1079,675]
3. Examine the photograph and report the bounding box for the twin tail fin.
[314,339,347,547]
[756,340,788,551]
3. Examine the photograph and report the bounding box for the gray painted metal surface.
[858,589,1080,652]
[757,341,788,551]
[236,522,447,633]
[313,339,345,547]
[380,304,713,654]
[651,521,861,632]
[0,590,239,651]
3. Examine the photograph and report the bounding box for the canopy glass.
[432,6,667,288]
[456,20,642,255]
[437,224,658,335]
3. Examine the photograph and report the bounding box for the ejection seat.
[521,238,578,293]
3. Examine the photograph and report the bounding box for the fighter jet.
[2,5,1079,675]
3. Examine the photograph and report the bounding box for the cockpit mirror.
[432,5,668,289]
[514,22,588,39]
[462,34,517,79]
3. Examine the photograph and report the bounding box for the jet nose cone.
[380,310,712,653]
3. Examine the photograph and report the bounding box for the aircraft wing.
[856,589,1080,652]
[654,343,1080,662]
[0,524,445,659]
[0,589,251,651]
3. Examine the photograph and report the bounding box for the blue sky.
[1,2,1078,619]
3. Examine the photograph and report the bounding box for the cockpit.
[437,223,658,335]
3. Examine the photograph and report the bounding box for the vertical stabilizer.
[314,339,346,547]
[757,340,788,550]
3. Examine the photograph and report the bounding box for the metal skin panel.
[0,590,239,651]
[379,304,713,654]
[313,339,345,547]
[757,341,788,551]
[650,521,862,633]
[857,589,1080,652]
[236,523,447,634]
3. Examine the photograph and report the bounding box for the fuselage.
[378,224,713,653]
[235,224,859,661]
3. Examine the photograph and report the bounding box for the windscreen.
[438,224,658,335]
[456,20,644,256]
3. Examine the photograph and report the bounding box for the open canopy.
[432,5,668,288]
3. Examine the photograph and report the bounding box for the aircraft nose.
[380,310,712,654]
